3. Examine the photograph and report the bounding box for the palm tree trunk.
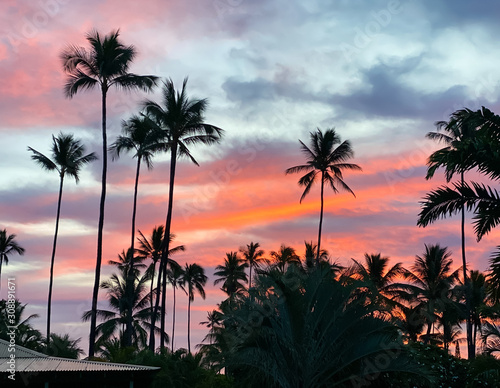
[249,265,252,289]
[149,257,163,350]
[187,295,191,353]
[150,261,156,322]
[89,86,108,358]
[316,172,325,264]
[461,171,474,359]
[46,175,64,350]
[130,157,141,254]
[160,144,178,350]
[171,284,176,352]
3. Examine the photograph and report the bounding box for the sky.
[1,0,500,357]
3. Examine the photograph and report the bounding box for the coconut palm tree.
[303,241,328,270]
[0,299,43,351]
[424,108,479,358]
[28,133,96,349]
[136,227,184,351]
[81,257,164,349]
[136,226,184,323]
[286,128,361,263]
[46,333,84,359]
[239,242,265,288]
[167,262,185,352]
[349,253,408,313]
[61,29,158,357]
[214,252,248,298]
[180,263,207,353]
[0,230,25,290]
[405,244,460,344]
[142,78,223,350]
[270,244,300,273]
[110,114,164,256]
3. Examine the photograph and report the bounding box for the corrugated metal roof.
[0,339,159,372]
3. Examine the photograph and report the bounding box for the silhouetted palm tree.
[239,242,265,288]
[286,128,361,263]
[28,133,96,349]
[214,252,248,298]
[167,262,185,352]
[270,244,300,273]
[110,114,164,255]
[61,29,158,357]
[425,108,478,358]
[82,257,163,349]
[142,78,223,350]
[136,227,184,315]
[406,244,460,344]
[0,299,42,351]
[349,253,408,314]
[303,241,328,270]
[46,333,84,359]
[135,227,184,350]
[180,263,207,353]
[0,229,25,289]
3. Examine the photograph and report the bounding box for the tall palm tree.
[180,263,207,353]
[61,29,158,357]
[270,244,300,273]
[110,114,164,256]
[214,252,248,298]
[167,262,184,352]
[405,244,460,344]
[28,133,96,349]
[0,229,25,290]
[143,78,223,350]
[286,128,361,263]
[239,242,265,288]
[425,108,478,358]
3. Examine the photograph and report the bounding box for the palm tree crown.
[0,229,25,289]
[239,242,265,288]
[286,128,361,263]
[180,263,207,353]
[214,252,248,298]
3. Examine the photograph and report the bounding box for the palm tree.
[405,244,460,344]
[303,241,328,270]
[82,257,163,349]
[110,114,164,256]
[46,333,84,359]
[142,78,223,350]
[424,108,478,358]
[286,128,361,263]
[239,242,265,288]
[28,133,96,349]
[270,244,300,273]
[167,262,184,352]
[0,229,25,290]
[136,226,184,323]
[136,226,184,351]
[180,263,207,353]
[349,253,408,313]
[214,252,248,298]
[61,29,158,357]
[0,299,42,351]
